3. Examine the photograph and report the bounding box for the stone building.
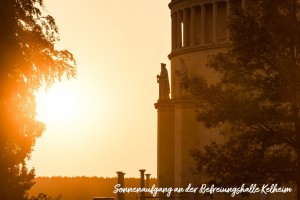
[155,1,297,199]
[155,0,236,189]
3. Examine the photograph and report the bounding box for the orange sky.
[27,0,171,178]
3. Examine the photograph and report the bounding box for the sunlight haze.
[28,0,170,178]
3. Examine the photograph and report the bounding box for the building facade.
[155,1,297,199]
[155,0,241,189]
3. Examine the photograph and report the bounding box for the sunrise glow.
[35,83,82,124]
[27,0,167,178]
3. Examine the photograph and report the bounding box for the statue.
[157,63,170,100]
[175,58,188,96]
[175,58,187,76]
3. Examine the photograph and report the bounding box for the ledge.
[154,97,199,110]
[169,0,227,12]
[168,41,232,59]
[154,99,174,110]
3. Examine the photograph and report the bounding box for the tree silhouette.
[184,0,300,198]
[0,0,76,199]
[29,176,157,200]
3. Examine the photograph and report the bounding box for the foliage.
[185,0,300,189]
[0,0,76,199]
[29,193,62,200]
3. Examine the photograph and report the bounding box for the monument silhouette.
[155,1,297,200]
[155,0,239,189]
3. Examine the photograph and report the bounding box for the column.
[116,171,125,200]
[213,1,218,43]
[145,174,151,198]
[226,0,231,41]
[145,174,151,188]
[190,7,196,46]
[139,169,146,200]
[201,4,206,44]
[183,9,188,47]
[171,13,177,50]
[182,9,188,47]
[177,10,182,49]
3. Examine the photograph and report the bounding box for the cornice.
[168,41,232,59]
[169,0,226,13]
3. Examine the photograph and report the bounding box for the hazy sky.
[27,0,171,178]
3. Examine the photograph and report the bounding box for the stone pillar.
[183,8,189,47]
[116,171,125,200]
[172,12,177,50]
[200,4,206,44]
[145,174,151,198]
[190,7,196,46]
[226,0,231,41]
[145,174,151,188]
[177,10,182,49]
[139,169,146,200]
[213,1,218,43]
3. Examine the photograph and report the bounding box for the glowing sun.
[35,83,82,124]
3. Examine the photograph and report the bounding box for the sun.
[35,83,82,124]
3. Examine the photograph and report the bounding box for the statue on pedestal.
[157,63,170,100]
